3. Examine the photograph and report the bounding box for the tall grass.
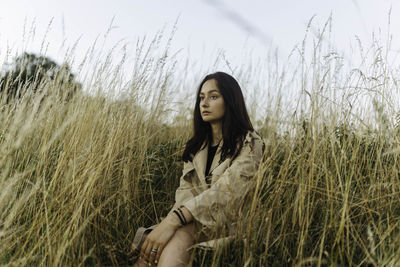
[1,18,400,266]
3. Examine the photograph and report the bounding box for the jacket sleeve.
[182,135,265,228]
[170,160,197,211]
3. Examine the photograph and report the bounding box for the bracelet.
[173,210,186,226]
[177,207,187,225]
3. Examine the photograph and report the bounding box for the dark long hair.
[182,71,253,162]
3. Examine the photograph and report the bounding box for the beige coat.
[169,130,265,246]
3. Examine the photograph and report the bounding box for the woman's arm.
[139,209,181,264]
[172,161,196,209]
[139,158,198,265]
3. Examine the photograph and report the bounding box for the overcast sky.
[0,0,399,92]
[1,0,399,123]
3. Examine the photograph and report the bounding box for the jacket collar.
[192,139,223,184]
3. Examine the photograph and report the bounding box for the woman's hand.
[140,213,181,265]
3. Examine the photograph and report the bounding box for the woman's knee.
[157,224,197,266]
[161,223,197,254]
[169,223,196,248]
[177,222,197,237]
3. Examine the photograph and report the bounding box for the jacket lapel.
[209,140,223,174]
[192,139,225,185]
[193,141,208,184]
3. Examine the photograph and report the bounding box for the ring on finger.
[150,248,158,254]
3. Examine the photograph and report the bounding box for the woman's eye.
[199,95,218,101]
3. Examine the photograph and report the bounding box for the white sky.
[1,0,400,120]
[0,0,399,67]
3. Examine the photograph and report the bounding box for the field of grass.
[1,21,400,266]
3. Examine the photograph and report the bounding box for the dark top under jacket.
[205,143,219,184]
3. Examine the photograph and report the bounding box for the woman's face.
[199,79,226,124]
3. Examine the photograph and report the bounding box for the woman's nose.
[201,98,209,107]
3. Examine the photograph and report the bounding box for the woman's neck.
[210,122,222,146]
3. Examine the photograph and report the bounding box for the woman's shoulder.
[245,129,262,140]
[228,130,265,165]
[244,130,264,145]
[231,130,265,160]
[243,130,265,155]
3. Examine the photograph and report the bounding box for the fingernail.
[148,263,151,266]
[155,260,158,264]
[139,256,142,259]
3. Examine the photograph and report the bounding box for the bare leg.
[157,222,197,267]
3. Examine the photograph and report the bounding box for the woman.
[133,72,265,266]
